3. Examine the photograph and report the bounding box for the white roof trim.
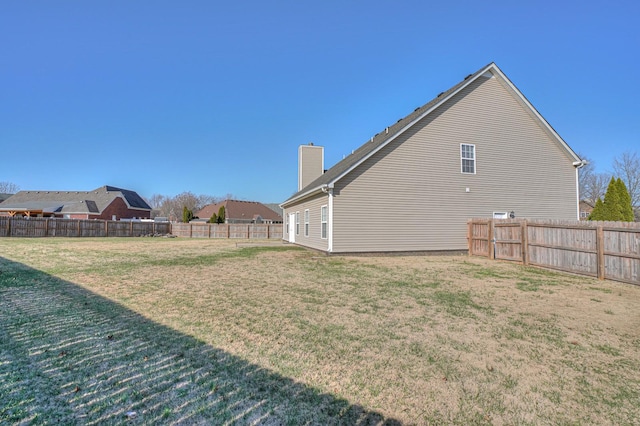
[280,186,325,208]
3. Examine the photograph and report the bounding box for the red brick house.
[0,186,152,220]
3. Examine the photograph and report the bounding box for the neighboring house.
[281,62,584,254]
[264,203,284,219]
[579,199,594,220]
[0,194,12,204]
[0,185,152,220]
[196,200,283,224]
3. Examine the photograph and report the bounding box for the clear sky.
[1,1,638,203]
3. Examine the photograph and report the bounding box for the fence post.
[227,224,230,238]
[596,225,605,280]
[77,220,81,237]
[488,219,495,259]
[521,219,529,265]
[467,220,473,256]
[247,224,250,239]
[6,216,10,236]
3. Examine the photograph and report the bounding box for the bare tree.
[173,192,201,213]
[148,194,167,209]
[612,151,640,208]
[0,181,19,194]
[151,192,224,222]
[578,155,609,202]
[197,194,219,209]
[583,173,609,203]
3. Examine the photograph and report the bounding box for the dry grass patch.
[1,238,639,425]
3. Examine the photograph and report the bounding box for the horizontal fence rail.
[468,218,640,286]
[171,223,283,240]
[0,217,171,238]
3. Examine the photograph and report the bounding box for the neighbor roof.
[282,62,582,207]
[0,186,151,214]
[104,185,151,209]
[197,200,283,222]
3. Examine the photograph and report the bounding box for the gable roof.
[282,62,582,207]
[104,185,151,209]
[0,185,151,214]
[197,200,283,222]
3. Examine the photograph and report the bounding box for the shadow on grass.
[0,258,401,425]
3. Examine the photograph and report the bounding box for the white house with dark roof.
[0,185,152,220]
[281,62,584,254]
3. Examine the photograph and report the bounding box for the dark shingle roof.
[0,186,151,214]
[104,186,151,210]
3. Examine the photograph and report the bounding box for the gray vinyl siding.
[331,74,577,253]
[298,145,324,191]
[283,194,329,252]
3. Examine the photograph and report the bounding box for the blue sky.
[1,1,638,203]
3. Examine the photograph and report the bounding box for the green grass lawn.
[1,238,639,425]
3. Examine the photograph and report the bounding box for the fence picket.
[0,217,171,238]
[468,218,640,286]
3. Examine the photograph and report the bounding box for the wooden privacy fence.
[468,218,640,286]
[0,217,283,240]
[171,223,283,239]
[0,217,171,238]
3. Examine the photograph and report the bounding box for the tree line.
[148,192,233,223]
[579,150,639,221]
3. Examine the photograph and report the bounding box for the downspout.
[573,160,587,220]
[321,183,334,253]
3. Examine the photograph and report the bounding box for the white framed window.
[493,212,508,219]
[320,205,327,239]
[461,143,476,174]
[295,211,300,235]
[304,209,309,237]
[285,214,289,234]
